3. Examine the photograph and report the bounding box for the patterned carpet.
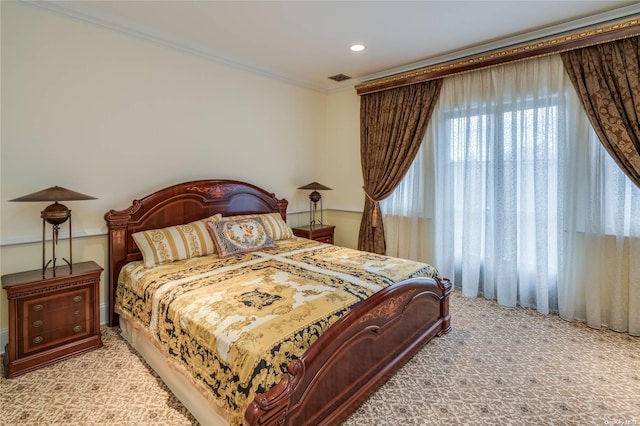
[2,291,639,425]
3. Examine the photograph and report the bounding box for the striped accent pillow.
[214,212,294,241]
[133,214,222,268]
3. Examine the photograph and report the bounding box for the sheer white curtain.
[382,54,640,335]
[381,138,434,263]
[561,129,640,335]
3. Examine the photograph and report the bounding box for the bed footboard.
[245,276,452,426]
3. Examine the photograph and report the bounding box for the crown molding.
[18,1,640,97]
[356,5,640,95]
[23,0,328,93]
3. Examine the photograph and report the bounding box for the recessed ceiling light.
[350,44,366,52]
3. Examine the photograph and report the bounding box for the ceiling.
[42,1,640,92]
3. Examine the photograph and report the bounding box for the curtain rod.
[356,14,640,96]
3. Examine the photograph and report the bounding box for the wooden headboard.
[104,179,288,326]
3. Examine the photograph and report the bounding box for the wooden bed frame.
[105,179,452,426]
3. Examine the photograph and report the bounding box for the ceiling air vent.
[328,73,352,82]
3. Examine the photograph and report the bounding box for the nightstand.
[292,224,335,244]
[2,261,103,378]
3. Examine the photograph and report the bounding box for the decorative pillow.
[213,212,294,241]
[206,217,277,257]
[133,214,222,268]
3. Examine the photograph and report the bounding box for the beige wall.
[318,88,364,249]
[1,2,365,334]
[320,87,364,212]
[324,210,362,249]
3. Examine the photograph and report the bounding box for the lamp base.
[42,202,71,225]
[308,197,324,227]
[41,209,73,278]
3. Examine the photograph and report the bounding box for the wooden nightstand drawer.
[24,289,87,314]
[2,261,103,378]
[22,287,89,319]
[20,320,91,355]
[292,225,335,244]
[314,234,334,244]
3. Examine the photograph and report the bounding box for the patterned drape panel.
[561,36,640,187]
[358,80,442,254]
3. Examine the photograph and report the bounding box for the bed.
[105,179,452,426]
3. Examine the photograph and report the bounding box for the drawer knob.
[33,304,44,312]
[74,310,81,317]
[32,336,43,344]
[73,295,83,303]
[73,325,83,333]
[33,320,43,328]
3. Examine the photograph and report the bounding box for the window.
[382,54,640,324]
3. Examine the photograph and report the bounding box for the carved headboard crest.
[185,184,240,198]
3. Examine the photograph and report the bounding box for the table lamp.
[297,182,331,227]
[10,186,97,277]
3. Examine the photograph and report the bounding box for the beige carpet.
[2,291,639,425]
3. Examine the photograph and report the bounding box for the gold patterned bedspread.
[115,238,439,425]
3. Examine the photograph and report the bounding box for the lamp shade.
[297,182,332,191]
[10,186,97,202]
[10,186,97,225]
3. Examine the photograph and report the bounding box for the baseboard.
[0,303,109,356]
[0,327,7,356]
[100,302,108,327]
